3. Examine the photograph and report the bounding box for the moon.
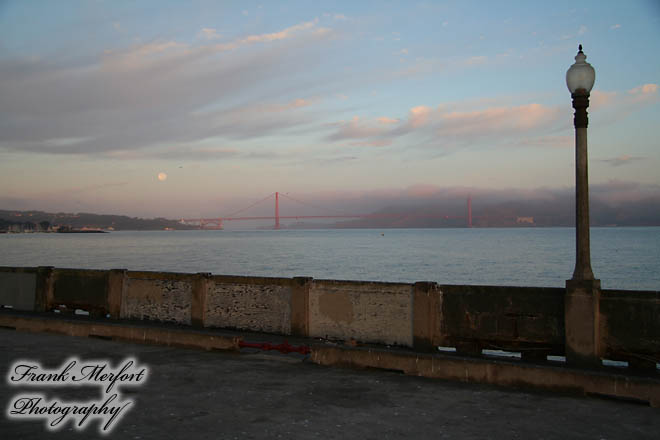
[157,172,167,181]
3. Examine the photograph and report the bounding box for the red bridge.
[182,192,473,230]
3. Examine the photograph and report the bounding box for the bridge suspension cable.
[278,192,353,216]
[225,192,275,218]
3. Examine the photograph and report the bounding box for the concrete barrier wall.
[0,267,36,311]
[600,289,660,368]
[52,268,108,315]
[122,271,193,325]
[206,275,292,334]
[309,280,412,346]
[0,266,658,371]
[435,285,565,359]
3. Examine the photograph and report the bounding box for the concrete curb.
[1,311,658,408]
[0,313,240,352]
[311,344,660,408]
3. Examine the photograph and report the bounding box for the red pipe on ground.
[239,340,311,355]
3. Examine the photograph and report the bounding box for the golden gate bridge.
[181,192,474,230]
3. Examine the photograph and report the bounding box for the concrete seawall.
[1,266,658,406]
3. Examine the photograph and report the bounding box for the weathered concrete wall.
[206,275,292,334]
[309,280,412,346]
[600,289,660,369]
[122,271,192,325]
[51,269,108,315]
[437,285,565,359]
[1,266,658,372]
[435,285,564,359]
[0,267,36,311]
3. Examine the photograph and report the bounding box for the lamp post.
[566,45,596,282]
[564,46,601,366]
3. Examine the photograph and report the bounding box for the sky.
[1,0,659,219]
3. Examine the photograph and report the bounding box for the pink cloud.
[514,135,572,149]
[103,19,324,72]
[239,19,319,44]
[198,28,222,40]
[592,83,658,110]
[590,90,617,110]
[377,117,399,125]
[408,106,432,127]
[326,101,563,150]
[437,103,560,136]
[628,83,659,104]
[326,116,388,141]
[326,83,657,152]
[588,83,659,125]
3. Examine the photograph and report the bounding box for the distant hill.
[0,210,195,231]
[330,194,660,229]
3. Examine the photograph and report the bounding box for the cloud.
[594,84,658,108]
[324,83,656,152]
[307,155,358,165]
[610,24,621,30]
[236,19,318,44]
[590,90,617,109]
[589,83,659,123]
[392,57,439,78]
[102,41,190,71]
[349,139,392,147]
[324,101,563,151]
[104,146,240,161]
[561,25,588,41]
[463,55,487,66]
[326,116,386,141]
[629,83,658,100]
[590,180,660,205]
[198,28,222,40]
[514,135,572,149]
[276,182,659,216]
[392,53,492,79]
[408,105,432,128]
[377,117,399,125]
[437,104,560,136]
[0,19,332,157]
[597,155,645,167]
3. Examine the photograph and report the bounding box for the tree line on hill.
[0,210,195,232]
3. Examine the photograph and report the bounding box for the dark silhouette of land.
[0,210,195,232]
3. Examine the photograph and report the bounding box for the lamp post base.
[565,278,601,367]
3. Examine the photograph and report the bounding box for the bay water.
[1,227,658,290]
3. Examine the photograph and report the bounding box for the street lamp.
[566,45,596,281]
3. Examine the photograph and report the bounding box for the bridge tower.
[275,192,280,229]
[467,195,472,228]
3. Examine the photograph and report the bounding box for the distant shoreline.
[56,229,107,234]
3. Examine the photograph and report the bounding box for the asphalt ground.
[1,328,659,440]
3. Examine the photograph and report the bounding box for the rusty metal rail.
[239,340,311,355]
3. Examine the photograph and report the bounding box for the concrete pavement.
[1,328,659,439]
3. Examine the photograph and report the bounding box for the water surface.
[1,228,658,290]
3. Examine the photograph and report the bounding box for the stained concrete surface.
[1,329,658,439]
